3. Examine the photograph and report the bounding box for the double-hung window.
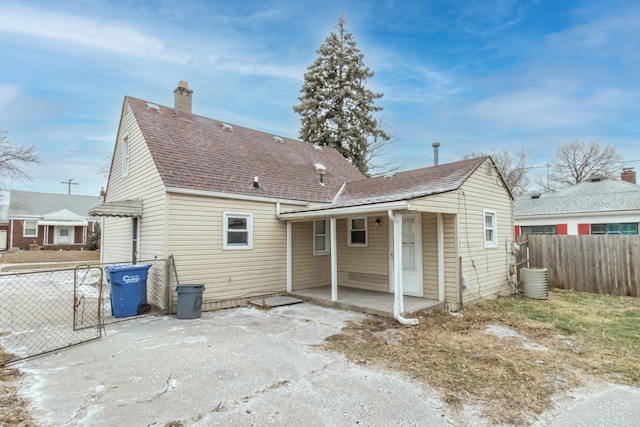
[483,209,497,248]
[223,213,252,249]
[348,217,367,247]
[313,220,329,255]
[23,220,38,237]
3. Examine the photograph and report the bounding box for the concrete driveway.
[12,303,640,426]
[14,304,452,426]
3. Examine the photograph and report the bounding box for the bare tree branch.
[544,140,623,189]
[0,129,40,193]
[463,147,531,195]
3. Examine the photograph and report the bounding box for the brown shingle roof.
[127,97,365,203]
[285,157,489,212]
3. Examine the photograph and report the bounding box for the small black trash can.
[176,284,205,319]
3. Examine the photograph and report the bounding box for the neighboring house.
[91,81,516,316]
[0,204,8,250]
[515,169,640,237]
[7,190,101,249]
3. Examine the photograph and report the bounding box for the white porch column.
[286,221,292,293]
[393,213,403,314]
[437,213,445,302]
[330,217,337,301]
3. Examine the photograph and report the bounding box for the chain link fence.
[0,258,171,366]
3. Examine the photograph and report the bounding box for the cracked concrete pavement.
[13,304,452,426]
[11,303,640,426]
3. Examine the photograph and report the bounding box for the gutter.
[278,201,411,221]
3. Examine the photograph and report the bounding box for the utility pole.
[61,178,79,195]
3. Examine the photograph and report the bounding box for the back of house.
[95,82,516,316]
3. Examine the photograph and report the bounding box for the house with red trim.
[514,170,640,237]
[91,81,517,319]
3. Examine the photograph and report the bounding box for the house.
[515,170,640,237]
[7,190,101,250]
[91,81,516,319]
[0,204,8,250]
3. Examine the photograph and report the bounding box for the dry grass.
[1,250,100,264]
[323,290,640,425]
[0,250,100,272]
[0,349,36,427]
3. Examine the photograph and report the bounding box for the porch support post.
[330,217,337,301]
[388,210,419,325]
[437,213,445,302]
[286,221,292,293]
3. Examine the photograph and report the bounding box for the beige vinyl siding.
[456,159,514,304]
[443,213,459,303]
[291,221,330,290]
[410,191,459,213]
[337,215,389,291]
[102,102,167,263]
[421,213,438,300]
[168,193,289,310]
[101,217,133,263]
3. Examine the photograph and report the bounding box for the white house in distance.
[91,81,517,321]
[515,169,640,237]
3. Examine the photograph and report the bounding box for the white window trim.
[348,216,368,247]
[121,133,130,177]
[483,209,497,248]
[23,220,38,238]
[313,219,329,255]
[223,212,253,250]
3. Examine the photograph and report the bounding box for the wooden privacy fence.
[526,234,640,297]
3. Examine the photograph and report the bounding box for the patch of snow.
[484,324,548,351]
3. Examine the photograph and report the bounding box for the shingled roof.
[8,190,101,218]
[284,156,490,213]
[515,176,640,217]
[127,97,364,203]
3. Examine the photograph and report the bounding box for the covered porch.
[278,199,460,323]
[289,285,443,318]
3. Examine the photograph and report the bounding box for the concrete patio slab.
[13,303,452,427]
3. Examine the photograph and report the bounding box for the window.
[348,217,367,246]
[591,223,638,235]
[223,213,252,249]
[521,225,556,236]
[23,220,38,237]
[483,209,497,248]
[121,135,129,176]
[313,220,329,255]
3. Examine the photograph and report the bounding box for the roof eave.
[278,200,411,221]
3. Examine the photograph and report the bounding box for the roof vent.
[589,175,607,182]
[314,163,327,174]
[221,123,234,132]
[313,144,322,151]
[384,172,396,180]
[273,136,284,143]
[146,103,160,111]
[531,193,541,199]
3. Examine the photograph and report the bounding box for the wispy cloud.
[0,5,181,62]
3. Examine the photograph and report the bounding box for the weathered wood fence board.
[526,235,640,297]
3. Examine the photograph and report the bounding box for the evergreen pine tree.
[293,13,390,176]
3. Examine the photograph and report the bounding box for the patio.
[289,285,443,318]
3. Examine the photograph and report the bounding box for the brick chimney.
[621,168,636,184]
[173,81,193,114]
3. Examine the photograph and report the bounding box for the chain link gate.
[0,267,104,366]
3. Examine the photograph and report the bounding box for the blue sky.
[0,0,639,197]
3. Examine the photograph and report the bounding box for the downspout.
[388,210,419,325]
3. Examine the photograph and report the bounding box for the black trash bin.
[176,285,205,319]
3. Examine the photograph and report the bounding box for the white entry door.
[55,226,74,244]
[402,214,423,296]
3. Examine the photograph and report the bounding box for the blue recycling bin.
[105,264,152,318]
